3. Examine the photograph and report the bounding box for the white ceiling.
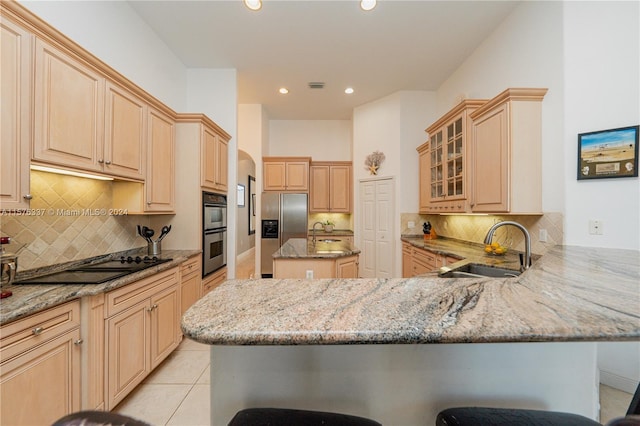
[128,0,520,120]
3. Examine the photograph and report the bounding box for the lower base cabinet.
[0,301,81,425]
[105,267,181,409]
[202,266,227,296]
[180,255,202,315]
[402,242,459,277]
[273,255,359,279]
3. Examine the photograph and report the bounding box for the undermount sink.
[318,239,342,243]
[438,262,521,279]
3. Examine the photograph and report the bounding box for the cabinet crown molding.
[469,88,548,119]
[425,99,487,135]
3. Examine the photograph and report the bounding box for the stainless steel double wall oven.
[202,192,227,277]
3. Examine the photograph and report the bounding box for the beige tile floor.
[115,255,635,425]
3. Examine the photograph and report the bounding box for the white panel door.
[359,177,395,278]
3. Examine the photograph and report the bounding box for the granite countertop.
[273,238,361,259]
[182,244,640,345]
[0,249,201,325]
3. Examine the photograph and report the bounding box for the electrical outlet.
[408,221,415,228]
[589,220,603,235]
[539,229,547,242]
[305,270,313,279]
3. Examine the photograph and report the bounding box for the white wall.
[20,0,188,112]
[352,91,437,276]
[563,1,640,250]
[562,0,640,392]
[436,0,565,214]
[239,104,269,275]
[268,120,352,160]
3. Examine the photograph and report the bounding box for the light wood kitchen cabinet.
[0,15,32,210]
[335,255,359,278]
[402,243,455,277]
[201,121,230,194]
[469,88,547,214]
[402,242,412,278]
[180,255,202,315]
[103,80,146,180]
[145,107,175,212]
[104,267,180,409]
[310,161,352,213]
[0,301,81,426]
[418,99,485,214]
[202,266,227,296]
[273,255,359,279]
[33,37,105,173]
[263,157,311,191]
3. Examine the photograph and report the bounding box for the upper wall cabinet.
[201,123,229,194]
[263,157,311,192]
[469,88,547,214]
[145,108,175,212]
[103,81,146,180]
[417,100,486,214]
[310,161,352,213]
[0,15,32,210]
[33,38,105,174]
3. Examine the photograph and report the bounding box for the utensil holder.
[148,241,161,256]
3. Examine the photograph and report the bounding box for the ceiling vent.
[308,82,325,89]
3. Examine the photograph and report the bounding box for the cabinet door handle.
[23,194,33,200]
[74,339,84,346]
[32,326,43,335]
[98,159,104,164]
[105,160,111,165]
[147,304,158,313]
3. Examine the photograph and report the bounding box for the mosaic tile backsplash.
[1,171,148,272]
[400,212,563,255]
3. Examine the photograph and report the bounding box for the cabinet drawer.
[0,300,80,363]
[412,248,438,266]
[202,267,226,296]
[181,256,200,278]
[105,267,179,318]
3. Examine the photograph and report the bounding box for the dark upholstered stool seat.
[227,408,382,426]
[436,406,601,426]
[52,410,150,426]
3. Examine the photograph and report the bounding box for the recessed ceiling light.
[345,87,354,94]
[360,0,376,11]
[244,0,262,11]
[279,87,289,94]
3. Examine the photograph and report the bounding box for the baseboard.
[600,370,639,394]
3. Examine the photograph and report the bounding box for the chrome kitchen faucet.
[484,221,532,272]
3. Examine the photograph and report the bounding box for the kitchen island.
[272,237,361,278]
[182,245,639,425]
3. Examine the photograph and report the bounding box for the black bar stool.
[227,407,382,426]
[52,410,150,426]
[436,381,640,426]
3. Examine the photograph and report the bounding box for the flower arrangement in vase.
[323,220,334,233]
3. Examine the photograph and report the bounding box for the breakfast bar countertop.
[0,249,201,325]
[182,244,640,345]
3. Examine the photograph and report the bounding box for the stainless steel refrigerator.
[260,192,308,277]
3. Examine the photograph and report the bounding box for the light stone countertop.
[182,244,640,345]
[273,238,361,259]
[0,249,201,325]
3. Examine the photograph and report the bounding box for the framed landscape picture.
[577,125,639,180]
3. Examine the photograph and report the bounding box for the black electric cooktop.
[14,256,173,285]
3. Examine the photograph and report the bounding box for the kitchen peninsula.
[272,238,361,278]
[182,245,639,425]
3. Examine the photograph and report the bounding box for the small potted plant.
[323,220,334,233]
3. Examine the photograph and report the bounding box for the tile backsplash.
[1,171,147,272]
[401,212,563,255]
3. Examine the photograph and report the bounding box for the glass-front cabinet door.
[419,99,485,213]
